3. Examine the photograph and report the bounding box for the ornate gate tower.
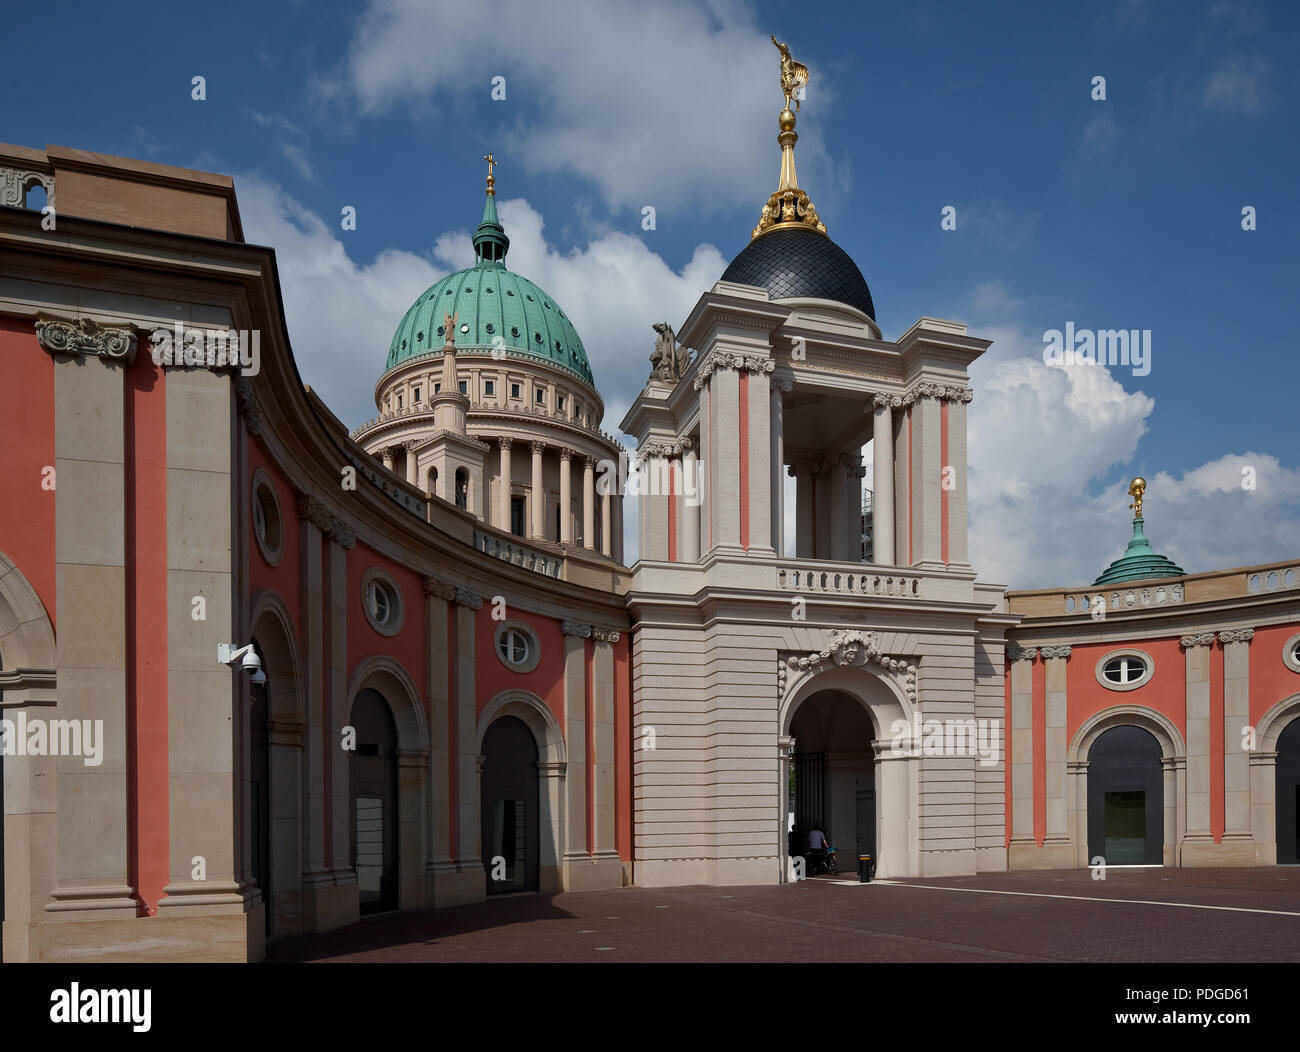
[621,38,1016,885]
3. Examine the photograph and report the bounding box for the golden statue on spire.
[771,35,809,112]
[1128,476,1146,518]
[751,34,826,240]
[483,153,498,196]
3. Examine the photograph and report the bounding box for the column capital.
[454,587,484,610]
[422,575,457,601]
[1040,645,1072,660]
[559,447,575,462]
[1006,643,1038,662]
[499,435,514,450]
[562,620,592,638]
[871,391,902,410]
[1180,632,1216,649]
[1217,627,1255,645]
[530,440,546,454]
[36,314,137,364]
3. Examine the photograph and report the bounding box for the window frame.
[1094,648,1154,692]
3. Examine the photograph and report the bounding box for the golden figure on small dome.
[1128,476,1146,518]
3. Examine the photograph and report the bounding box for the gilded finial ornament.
[1128,476,1146,518]
[483,153,498,196]
[751,35,826,241]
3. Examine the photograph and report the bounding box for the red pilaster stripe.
[739,371,749,550]
[448,607,458,861]
[586,637,595,856]
[940,401,950,565]
[668,461,677,561]
[126,355,168,913]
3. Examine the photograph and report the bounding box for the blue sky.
[5,0,1298,586]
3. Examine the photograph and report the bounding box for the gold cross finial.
[484,153,499,196]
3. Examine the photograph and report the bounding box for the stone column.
[405,442,419,487]
[454,589,483,872]
[1219,628,1256,859]
[1181,632,1215,859]
[592,631,620,862]
[909,391,944,567]
[562,622,590,876]
[559,448,573,545]
[813,459,832,559]
[1007,646,1038,862]
[297,499,330,922]
[829,454,849,561]
[583,455,596,550]
[710,364,741,548]
[613,488,624,564]
[682,443,701,563]
[498,437,513,532]
[1041,646,1071,856]
[946,392,972,565]
[872,395,895,565]
[423,576,454,904]
[381,447,395,473]
[538,761,567,893]
[41,320,137,920]
[601,485,612,557]
[530,441,545,540]
[791,461,814,558]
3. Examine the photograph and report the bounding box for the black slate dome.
[721,227,875,320]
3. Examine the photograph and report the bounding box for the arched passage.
[1087,725,1164,865]
[477,691,566,893]
[1069,707,1184,868]
[350,688,398,913]
[480,716,539,893]
[345,657,430,913]
[0,552,57,964]
[780,663,918,880]
[249,591,305,938]
[1256,696,1300,865]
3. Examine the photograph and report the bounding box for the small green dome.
[1093,518,1186,585]
[385,186,593,385]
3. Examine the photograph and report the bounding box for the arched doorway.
[788,690,875,875]
[1087,725,1163,865]
[481,715,539,893]
[350,688,398,913]
[1276,719,1300,864]
[248,642,271,936]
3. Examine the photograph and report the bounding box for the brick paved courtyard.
[268,867,1300,963]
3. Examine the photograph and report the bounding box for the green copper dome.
[386,185,593,385]
[1093,518,1186,585]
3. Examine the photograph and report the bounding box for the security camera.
[218,642,266,687]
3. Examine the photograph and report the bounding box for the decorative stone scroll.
[1006,644,1038,662]
[899,382,973,407]
[35,315,137,363]
[562,621,592,638]
[784,630,917,703]
[1039,645,1073,659]
[0,167,52,208]
[295,494,356,550]
[693,352,776,390]
[634,436,693,464]
[1217,628,1255,645]
[234,378,263,435]
[1180,633,1216,649]
[453,587,483,610]
[871,392,903,410]
[422,576,458,601]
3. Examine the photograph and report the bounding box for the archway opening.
[1087,725,1163,866]
[1276,718,1300,864]
[481,715,539,894]
[248,641,271,936]
[349,688,398,914]
[788,689,875,876]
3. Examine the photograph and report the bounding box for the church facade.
[1,71,1298,962]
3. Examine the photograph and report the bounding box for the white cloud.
[962,295,1300,588]
[1080,114,1118,157]
[1203,56,1273,115]
[317,0,840,213]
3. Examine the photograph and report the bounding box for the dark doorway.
[1087,725,1163,865]
[249,646,271,935]
[349,689,398,913]
[1276,719,1300,864]
[481,716,539,894]
[788,690,875,873]
[511,495,526,537]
